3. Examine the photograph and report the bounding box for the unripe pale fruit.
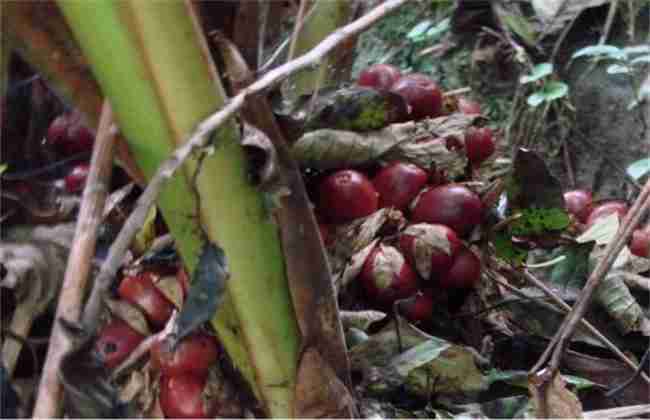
[159,374,217,419]
[440,246,481,289]
[411,184,482,236]
[318,169,378,223]
[357,64,402,90]
[94,319,145,369]
[391,74,443,120]
[563,189,593,223]
[359,244,418,305]
[372,162,428,211]
[399,223,462,280]
[586,200,628,227]
[118,272,175,328]
[150,333,219,378]
[465,127,495,165]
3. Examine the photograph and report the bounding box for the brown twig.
[32,102,116,418]
[287,0,309,62]
[533,177,650,383]
[81,0,409,334]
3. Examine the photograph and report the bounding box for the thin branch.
[82,0,409,333]
[287,0,308,62]
[32,102,116,418]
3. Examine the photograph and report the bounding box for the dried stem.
[81,0,408,334]
[287,0,308,62]
[32,102,116,418]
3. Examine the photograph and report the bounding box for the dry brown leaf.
[529,371,584,418]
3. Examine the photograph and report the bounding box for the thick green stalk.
[57,1,299,416]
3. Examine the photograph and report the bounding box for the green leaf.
[510,207,570,236]
[571,44,625,60]
[424,17,450,39]
[520,62,553,84]
[132,206,157,256]
[596,273,650,335]
[623,45,650,55]
[494,232,528,264]
[0,164,7,175]
[527,91,546,107]
[576,213,619,245]
[626,157,650,180]
[549,242,594,289]
[406,19,432,39]
[500,11,536,46]
[630,54,650,65]
[607,64,630,74]
[540,81,568,101]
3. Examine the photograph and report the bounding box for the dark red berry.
[399,292,434,323]
[372,162,428,211]
[563,189,593,223]
[465,127,495,166]
[94,319,145,369]
[457,96,482,115]
[411,184,483,236]
[357,64,402,90]
[159,374,217,419]
[359,244,418,305]
[391,74,443,120]
[47,111,94,155]
[151,333,219,378]
[586,200,628,227]
[399,223,462,280]
[440,246,481,289]
[118,272,175,328]
[64,163,90,193]
[318,169,378,223]
[630,228,650,257]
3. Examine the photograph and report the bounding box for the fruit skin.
[563,189,593,223]
[464,127,495,165]
[399,292,434,323]
[399,223,462,280]
[359,244,418,305]
[440,246,481,289]
[47,111,94,155]
[630,228,650,257]
[159,374,217,419]
[357,64,402,90]
[391,74,443,120]
[372,162,428,211]
[118,272,175,328]
[457,96,481,115]
[64,163,91,193]
[318,169,378,223]
[94,319,145,369]
[585,200,628,227]
[150,333,219,378]
[411,184,483,236]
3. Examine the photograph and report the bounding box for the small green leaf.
[510,207,570,236]
[577,213,619,245]
[500,12,536,46]
[0,164,7,175]
[623,45,650,55]
[494,232,528,264]
[626,157,650,180]
[571,44,625,60]
[527,91,546,107]
[425,17,450,39]
[541,81,568,101]
[630,55,650,65]
[550,242,594,289]
[520,62,553,84]
[607,64,630,74]
[407,19,433,40]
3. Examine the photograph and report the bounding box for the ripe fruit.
[64,163,90,193]
[357,64,402,90]
[630,228,650,257]
[372,162,428,211]
[398,292,434,323]
[563,189,593,223]
[159,374,217,419]
[151,333,219,378]
[359,244,418,305]
[399,223,462,280]
[411,184,483,236]
[318,169,378,223]
[585,200,628,227]
[457,96,481,115]
[118,272,175,328]
[464,127,495,165]
[47,111,94,155]
[391,74,443,120]
[94,319,145,369]
[440,246,481,289]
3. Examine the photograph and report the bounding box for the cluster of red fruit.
[93,268,220,418]
[564,189,649,257]
[46,111,93,193]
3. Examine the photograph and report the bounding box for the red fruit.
[359,244,418,305]
[440,246,481,289]
[372,162,428,211]
[47,111,94,155]
[94,319,145,369]
[457,96,482,115]
[399,223,462,280]
[630,228,650,257]
[318,169,378,223]
[159,374,217,419]
[151,333,219,378]
[585,200,628,227]
[357,64,402,90]
[464,127,495,165]
[64,163,90,193]
[563,189,593,223]
[411,184,483,236]
[399,293,434,323]
[391,74,443,120]
[118,272,175,328]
